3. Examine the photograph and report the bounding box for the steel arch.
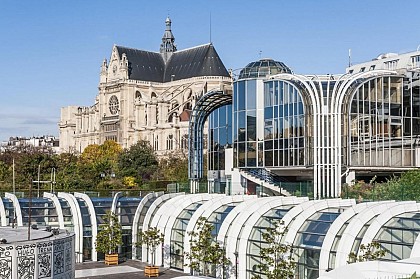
[188,90,232,184]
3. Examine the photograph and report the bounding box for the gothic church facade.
[59,17,232,155]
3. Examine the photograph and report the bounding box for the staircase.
[240,168,292,197]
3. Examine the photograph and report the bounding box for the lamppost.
[234,251,238,279]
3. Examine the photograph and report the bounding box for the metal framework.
[271,70,396,198]
[188,90,232,188]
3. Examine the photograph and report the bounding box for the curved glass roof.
[238,58,292,79]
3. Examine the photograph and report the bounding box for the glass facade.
[348,76,420,167]
[19,198,58,227]
[293,209,344,279]
[264,80,305,167]
[117,197,141,259]
[208,105,232,171]
[327,219,352,270]
[3,193,420,277]
[233,79,259,167]
[246,206,292,279]
[135,197,157,260]
[77,198,93,261]
[375,212,420,261]
[232,78,306,169]
[170,202,203,269]
[59,198,74,232]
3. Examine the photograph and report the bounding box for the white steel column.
[58,192,84,263]
[0,197,6,226]
[74,192,98,261]
[5,192,22,226]
[43,192,65,229]
[141,193,184,261]
[132,192,164,260]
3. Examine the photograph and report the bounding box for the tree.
[79,141,122,189]
[347,241,387,264]
[137,227,164,266]
[185,217,230,277]
[253,220,296,279]
[95,211,122,255]
[117,140,158,185]
[156,151,189,183]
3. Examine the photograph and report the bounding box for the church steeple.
[160,16,177,63]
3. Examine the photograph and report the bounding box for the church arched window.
[166,134,174,150]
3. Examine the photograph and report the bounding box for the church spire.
[160,16,177,63]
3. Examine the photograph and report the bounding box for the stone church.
[59,17,232,155]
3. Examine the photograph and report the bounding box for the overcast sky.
[1,0,419,142]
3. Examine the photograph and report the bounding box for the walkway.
[75,260,187,278]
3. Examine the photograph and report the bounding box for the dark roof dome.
[238,58,292,79]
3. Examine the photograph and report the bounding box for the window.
[411,55,420,68]
[384,60,398,70]
[108,95,119,115]
[181,134,188,149]
[135,91,142,99]
[154,135,159,151]
[369,65,376,71]
[166,134,174,150]
[359,67,365,72]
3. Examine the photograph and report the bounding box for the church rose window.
[109,95,119,115]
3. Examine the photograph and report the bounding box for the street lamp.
[233,251,238,279]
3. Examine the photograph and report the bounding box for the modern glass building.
[200,50,420,198]
[3,192,420,278]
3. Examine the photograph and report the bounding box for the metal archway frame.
[188,90,232,188]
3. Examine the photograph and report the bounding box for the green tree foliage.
[117,140,158,184]
[347,241,387,263]
[155,151,188,183]
[137,227,164,266]
[0,138,187,191]
[54,152,81,190]
[0,161,12,189]
[95,210,122,254]
[185,217,230,276]
[0,145,56,190]
[253,220,296,279]
[78,140,122,189]
[342,170,420,202]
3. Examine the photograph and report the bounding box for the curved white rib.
[5,192,22,226]
[334,201,401,268]
[74,192,98,261]
[141,192,184,262]
[152,193,216,267]
[132,192,164,260]
[58,192,83,263]
[182,195,254,272]
[43,192,65,229]
[0,196,7,226]
[233,196,308,279]
[359,202,420,257]
[318,201,388,275]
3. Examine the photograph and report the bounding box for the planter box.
[144,265,159,277]
[105,253,119,265]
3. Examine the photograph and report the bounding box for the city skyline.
[1,0,419,142]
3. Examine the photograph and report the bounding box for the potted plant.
[137,227,164,277]
[95,210,122,265]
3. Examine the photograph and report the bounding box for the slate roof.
[115,44,229,83]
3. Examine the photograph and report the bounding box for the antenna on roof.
[348,48,352,67]
[209,12,212,43]
[259,50,262,59]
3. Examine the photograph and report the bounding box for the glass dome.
[238,58,292,79]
